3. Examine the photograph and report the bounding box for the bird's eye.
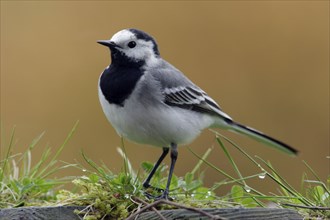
[127,41,136,48]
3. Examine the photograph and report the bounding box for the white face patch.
[109,29,159,63]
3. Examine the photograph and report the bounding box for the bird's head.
[98,29,160,66]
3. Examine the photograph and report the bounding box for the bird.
[97,28,298,200]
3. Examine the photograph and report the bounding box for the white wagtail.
[97,28,298,200]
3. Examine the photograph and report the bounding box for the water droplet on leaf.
[258,173,266,179]
[244,185,251,193]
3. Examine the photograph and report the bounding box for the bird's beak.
[97,40,119,49]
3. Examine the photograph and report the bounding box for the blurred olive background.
[1,1,329,194]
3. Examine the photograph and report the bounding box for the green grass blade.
[29,146,52,179]
[256,156,314,206]
[303,160,322,183]
[191,147,212,175]
[188,147,264,196]
[36,121,79,179]
[0,126,16,182]
[50,121,79,163]
[120,137,129,175]
[216,136,246,186]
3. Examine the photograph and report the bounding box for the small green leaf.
[231,185,244,203]
[194,187,214,200]
[89,173,99,183]
[185,172,194,185]
[186,180,202,192]
[314,185,324,198]
[141,162,153,172]
[242,198,258,207]
[170,175,178,189]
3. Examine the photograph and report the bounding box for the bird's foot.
[143,183,173,200]
[144,190,173,201]
[143,182,164,193]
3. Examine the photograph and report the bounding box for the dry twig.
[132,197,166,220]
[282,203,330,211]
[126,197,225,220]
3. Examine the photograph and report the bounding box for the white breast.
[98,81,214,148]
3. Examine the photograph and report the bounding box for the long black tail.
[225,120,298,156]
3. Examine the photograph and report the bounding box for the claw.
[144,190,173,201]
[142,182,151,189]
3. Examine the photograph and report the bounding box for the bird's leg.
[160,143,178,200]
[143,147,169,192]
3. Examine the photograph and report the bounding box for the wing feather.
[163,86,232,120]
